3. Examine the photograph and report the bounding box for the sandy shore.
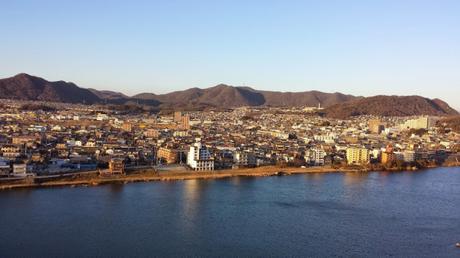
[0,166,362,190]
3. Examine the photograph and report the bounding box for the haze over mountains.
[0,73,457,118]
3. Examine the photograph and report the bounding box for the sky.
[1,0,459,109]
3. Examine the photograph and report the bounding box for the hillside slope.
[323,95,458,118]
[0,73,100,104]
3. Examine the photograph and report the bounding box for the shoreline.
[0,165,458,191]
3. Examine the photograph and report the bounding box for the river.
[0,167,459,257]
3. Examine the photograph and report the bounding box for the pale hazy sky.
[1,0,459,109]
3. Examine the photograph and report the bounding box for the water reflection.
[304,173,324,181]
[3,188,34,198]
[183,179,200,214]
[108,183,124,194]
[229,176,242,186]
[343,172,367,187]
[340,172,370,205]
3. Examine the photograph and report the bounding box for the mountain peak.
[214,83,231,87]
[14,73,33,78]
[0,74,100,104]
[13,73,43,81]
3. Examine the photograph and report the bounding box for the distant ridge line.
[0,73,457,117]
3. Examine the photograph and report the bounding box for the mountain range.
[0,73,457,117]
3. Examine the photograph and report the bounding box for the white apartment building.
[401,116,438,130]
[187,141,214,171]
[233,151,256,167]
[305,148,326,166]
[313,134,336,144]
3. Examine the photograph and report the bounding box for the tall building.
[346,147,370,165]
[187,141,214,171]
[369,119,385,134]
[174,111,182,123]
[180,115,190,130]
[174,111,191,130]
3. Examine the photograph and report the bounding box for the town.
[0,99,459,187]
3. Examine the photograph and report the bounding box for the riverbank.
[1,164,458,191]
[0,166,362,190]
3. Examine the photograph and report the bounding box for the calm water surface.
[0,167,459,257]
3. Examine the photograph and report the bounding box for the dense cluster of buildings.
[0,100,459,178]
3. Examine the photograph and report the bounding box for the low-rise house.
[157,147,178,164]
[108,158,125,174]
[0,157,11,176]
[1,145,22,159]
[12,163,27,177]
